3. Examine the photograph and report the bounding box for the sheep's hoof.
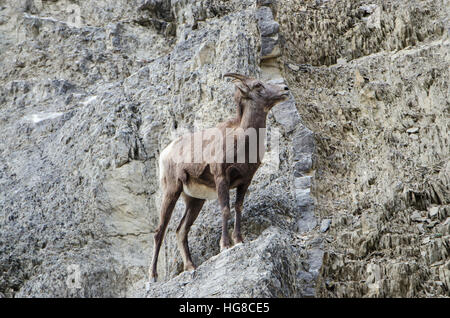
[220,243,231,252]
[220,236,232,251]
[232,234,244,245]
[184,263,196,272]
[145,278,156,291]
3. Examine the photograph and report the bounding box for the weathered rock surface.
[0,0,448,298]
[0,0,317,297]
[146,227,322,298]
[277,0,449,297]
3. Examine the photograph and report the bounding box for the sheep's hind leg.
[176,194,205,272]
[149,187,181,283]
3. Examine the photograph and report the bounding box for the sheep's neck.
[239,101,267,130]
[236,101,267,163]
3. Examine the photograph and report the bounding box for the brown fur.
[149,73,289,282]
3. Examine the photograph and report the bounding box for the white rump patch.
[159,140,176,183]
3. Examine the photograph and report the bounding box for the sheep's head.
[224,73,290,112]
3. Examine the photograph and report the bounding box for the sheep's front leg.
[233,182,250,245]
[216,177,231,251]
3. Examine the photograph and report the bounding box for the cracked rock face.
[277,0,449,298]
[146,227,322,298]
[1,0,317,298]
[0,0,448,298]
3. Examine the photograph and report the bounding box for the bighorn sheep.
[150,73,289,282]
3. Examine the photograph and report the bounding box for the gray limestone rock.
[146,227,317,297]
[1,0,448,299]
[256,7,279,37]
[0,0,318,298]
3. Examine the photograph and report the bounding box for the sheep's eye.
[254,83,263,89]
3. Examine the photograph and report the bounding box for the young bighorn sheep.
[150,73,289,282]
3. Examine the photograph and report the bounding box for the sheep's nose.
[281,85,289,91]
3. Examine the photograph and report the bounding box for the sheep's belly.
[183,182,218,200]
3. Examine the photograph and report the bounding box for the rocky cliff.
[0,0,448,298]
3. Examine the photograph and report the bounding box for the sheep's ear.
[224,73,250,96]
[233,80,250,96]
